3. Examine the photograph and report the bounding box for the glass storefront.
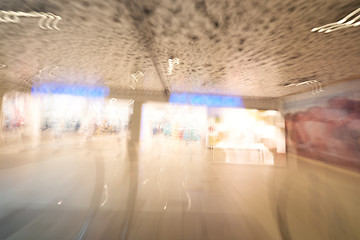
[206,108,286,165]
[1,92,286,165]
[140,102,286,165]
[1,91,132,142]
[141,102,207,142]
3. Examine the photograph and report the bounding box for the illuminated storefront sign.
[31,83,109,97]
[169,92,244,108]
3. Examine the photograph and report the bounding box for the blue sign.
[31,83,109,98]
[169,92,243,108]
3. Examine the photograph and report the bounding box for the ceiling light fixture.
[0,11,61,30]
[130,71,144,89]
[168,58,179,75]
[110,98,117,104]
[131,71,144,81]
[311,8,360,33]
[285,80,324,94]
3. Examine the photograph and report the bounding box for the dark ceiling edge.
[110,88,279,101]
[110,88,280,109]
[109,88,169,102]
[279,75,360,98]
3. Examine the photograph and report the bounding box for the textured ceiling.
[0,0,359,98]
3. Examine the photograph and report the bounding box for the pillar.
[130,101,143,142]
[0,92,4,143]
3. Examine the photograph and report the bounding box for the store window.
[207,108,286,165]
[141,102,207,143]
[1,91,133,141]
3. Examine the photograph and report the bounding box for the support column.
[0,92,4,143]
[130,101,143,142]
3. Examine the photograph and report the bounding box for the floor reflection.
[0,136,359,240]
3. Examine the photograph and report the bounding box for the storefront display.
[1,92,40,142]
[206,108,286,165]
[92,99,131,135]
[2,89,285,166]
[141,102,286,165]
[39,94,88,135]
[38,96,131,137]
[1,90,132,141]
[2,93,28,131]
[141,103,207,142]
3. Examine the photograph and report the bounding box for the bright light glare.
[311,8,360,33]
[168,58,179,75]
[0,11,62,30]
[110,98,117,104]
[264,110,278,116]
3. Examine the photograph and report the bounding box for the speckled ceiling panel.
[0,0,359,97]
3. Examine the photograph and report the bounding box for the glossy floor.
[0,136,359,240]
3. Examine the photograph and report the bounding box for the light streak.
[311,8,360,33]
[0,11,62,30]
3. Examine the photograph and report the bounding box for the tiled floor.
[0,135,359,240]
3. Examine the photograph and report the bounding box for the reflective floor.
[0,135,359,240]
